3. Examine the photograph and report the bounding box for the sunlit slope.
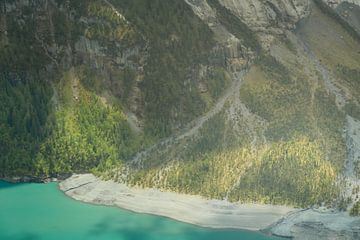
[119,2,360,210]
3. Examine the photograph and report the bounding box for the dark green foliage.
[207,67,230,99]
[0,0,141,177]
[110,0,215,137]
[53,11,71,46]
[1,17,48,72]
[0,74,53,176]
[0,0,217,176]
[355,161,360,179]
[36,90,139,175]
[256,55,292,84]
[350,200,360,216]
[206,0,261,51]
[68,0,89,18]
[0,1,77,177]
[336,66,360,118]
[185,114,227,158]
[178,111,246,163]
[338,197,352,211]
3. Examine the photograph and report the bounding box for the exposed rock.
[270,208,360,240]
[217,0,310,48]
[219,0,310,30]
[60,174,294,231]
[343,116,360,208]
[325,0,360,8]
[335,1,360,35]
[185,0,254,66]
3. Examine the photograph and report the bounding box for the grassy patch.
[240,54,345,170]
[240,55,314,140]
[229,138,338,207]
[35,69,141,176]
[130,138,338,207]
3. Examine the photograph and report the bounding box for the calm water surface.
[0,181,277,240]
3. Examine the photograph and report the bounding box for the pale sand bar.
[59,174,294,231]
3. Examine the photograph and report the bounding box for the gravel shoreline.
[59,174,294,231]
[59,174,360,239]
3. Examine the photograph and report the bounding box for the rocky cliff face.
[217,0,310,47]
[325,0,360,7]
[185,0,310,49]
[2,0,148,122]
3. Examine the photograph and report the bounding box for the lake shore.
[0,174,70,183]
[270,207,360,239]
[59,174,294,231]
[59,174,360,239]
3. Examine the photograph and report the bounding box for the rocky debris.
[325,0,360,8]
[60,174,294,231]
[343,116,360,208]
[294,21,351,109]
[130,69,249,167]
[185,0,254,62]
[217,0,310,48]
[219,0,310,30]
[335,1,360,35]
[270,208,360,239]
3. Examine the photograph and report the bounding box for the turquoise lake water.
[0,181,277,240]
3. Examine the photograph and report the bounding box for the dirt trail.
[130,69,247,166]
[227,74,267,148]
[178,70,247,140]
[129,0,263,166]
[69,68,80,101]
[50,82,59,109]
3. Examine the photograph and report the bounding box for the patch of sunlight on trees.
[128,137,338,207]
[240,54,345,171]
[35,70,141,176]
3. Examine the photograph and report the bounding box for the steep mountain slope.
[1,0,360,221]
[0,0,228,175]
[114,0,360,213]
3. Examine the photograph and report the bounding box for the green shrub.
[350,201,360,216]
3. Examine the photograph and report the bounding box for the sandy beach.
[59,174,294,231]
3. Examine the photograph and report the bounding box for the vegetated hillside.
[0,0,227,176]
[1,0,360,213]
